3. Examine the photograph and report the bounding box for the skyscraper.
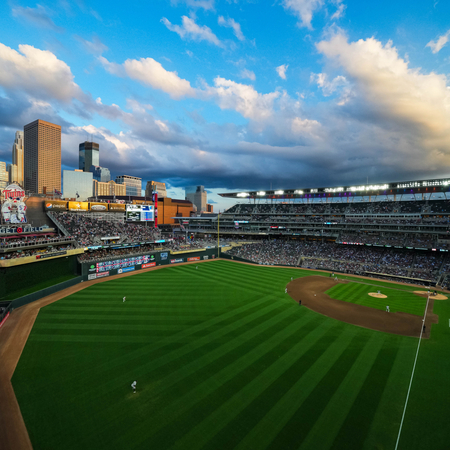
[24,120,61,194]
[90,165,111,182]
[185,185,207,213]
[79,142,99,171]
[115,175,142,196]
[0,161,9,190]
[12,131,24,186]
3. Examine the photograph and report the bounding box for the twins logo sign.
[1,184,27,224]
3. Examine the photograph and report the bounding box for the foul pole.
[217,213,220,258]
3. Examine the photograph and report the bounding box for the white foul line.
[394,294,431,450]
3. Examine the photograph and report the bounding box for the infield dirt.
[287,276,439,338]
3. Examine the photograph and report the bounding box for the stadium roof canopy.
[219,176,450,200]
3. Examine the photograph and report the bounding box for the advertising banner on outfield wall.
[96,271,110,278]
[108,203,126,211]
[68,201,89,211]
[170,258,184,264]
[188,257,201,262]
[118,266,135,273]
[142,262,156,269]
[88,274,97,280]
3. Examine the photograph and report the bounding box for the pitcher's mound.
[414,291,448,300]
[368,293,387,298]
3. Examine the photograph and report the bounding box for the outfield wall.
[81,248,220,280]
[0,255,80,301]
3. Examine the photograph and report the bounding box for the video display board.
[96,254,155,273]
[126,204,154,222]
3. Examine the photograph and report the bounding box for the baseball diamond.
[1,259,449,450]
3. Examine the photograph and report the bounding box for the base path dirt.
[414,291,448,300]
[287,276,439,338]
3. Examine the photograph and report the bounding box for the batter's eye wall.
[0,255,79,300]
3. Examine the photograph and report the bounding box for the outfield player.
[131,380,136,393]
[285,288,287,294]
[123,296,126,302]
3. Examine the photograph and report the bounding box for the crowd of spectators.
[53,212,161,247]
[224,239,450,284]
[0,244,73,260]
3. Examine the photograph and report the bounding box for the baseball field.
[9,260,450,449]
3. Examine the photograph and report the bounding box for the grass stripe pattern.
[11,260,449,450]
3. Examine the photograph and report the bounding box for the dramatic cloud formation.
[161,16,223,47]
[316,34,450,137]
[276,64,289,80]
[0,43,81,102]
[426,30,450,53]
[218,16,245,41]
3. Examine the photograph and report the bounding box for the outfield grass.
[11,260,450,450]
[326,282,427,315]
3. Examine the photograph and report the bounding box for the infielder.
[131,380,137,393]
[285,288,287,294]
[386,305,390,312]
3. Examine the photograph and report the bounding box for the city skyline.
[0,1,450,211]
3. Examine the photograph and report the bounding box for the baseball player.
[196,266,198,270]
[131,380,137,393]
[123,296,126,302]
[285,288,287,294]
[386,305,390,312]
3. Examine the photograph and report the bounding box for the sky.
[1,0,450,211]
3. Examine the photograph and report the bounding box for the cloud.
[330,0,346,20]
[316,34,450,135]
[311,72,348,99]
[207,77,280,121]
[161,16,223,47]
[0,43,82,102]
[75,35,108,55]
[99,56,195,99]
[426,30,450,54]
[283,0,324,29]
[11,5,64,32]
[240,68,256,80]
[218,16,245,41]
[276,64,288,80]
[170,0,215,10]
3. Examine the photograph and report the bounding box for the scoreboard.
[126,205,154,222]
[96,254,155,272]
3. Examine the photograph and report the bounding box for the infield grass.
[12,260,450,450]
[326,282,427,315]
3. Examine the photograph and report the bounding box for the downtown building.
[79,141,99,171]
[116,175,142,196]
[185,185,207,213]
[9,131,24,186]
[24,120,61,194]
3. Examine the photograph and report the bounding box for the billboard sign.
[45,200,68,210]
[126,204,154,222]
[170,258,184,264]
[160,252,168,260]
[188,257,200,262]
[118,266,135,273]
[68,201,89,211]
[1,184,27,224]
[89,202,108,211]
[96,271,110,278]
[108,203,126,211]
[142,262,156,269]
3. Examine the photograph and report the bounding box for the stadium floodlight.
[257,191,266,196]
[237,192,249,197]
[294,190,304,194]
[274,190,284,195]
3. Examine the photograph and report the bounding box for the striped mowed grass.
[11,260,450,450]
